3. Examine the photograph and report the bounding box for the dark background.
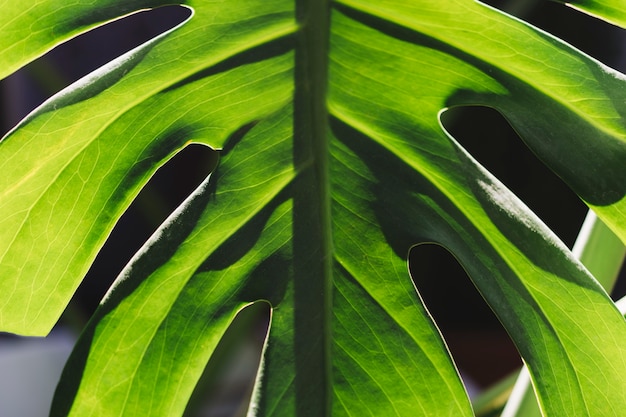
[1,0,624,412]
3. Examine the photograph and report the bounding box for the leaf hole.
[0,4,191,136]
[440,105,626,302]
[184,302,270,417]
[71,144,217,318]
[408,243,521,393]
[440,105,588,247]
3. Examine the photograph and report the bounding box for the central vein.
[292,0,333,415]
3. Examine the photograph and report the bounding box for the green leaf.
[493,211,625,417]
[553,0,626,28]
[1,0,625,416]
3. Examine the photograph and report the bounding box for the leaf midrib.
[291,0,333,414]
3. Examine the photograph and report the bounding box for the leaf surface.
[1,0,625,416]
[554,0,626,27]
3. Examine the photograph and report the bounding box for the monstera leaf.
[1,0,625,416]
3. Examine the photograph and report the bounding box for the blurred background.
[0,1,625,415]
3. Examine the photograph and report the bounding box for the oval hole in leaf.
[440,105,587,247]
[408,244,520,394]
[183,301,270,417]
[70,144,217,320]
[440,105,626,298]
[0,4,192,135]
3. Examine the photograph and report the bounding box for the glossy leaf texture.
[1,0,625,416]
